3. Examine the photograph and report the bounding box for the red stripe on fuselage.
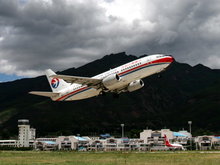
[119,57,173,76]
[56,86,88,101]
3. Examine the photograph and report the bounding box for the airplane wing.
[50,74,102,87]
[29,91,59,97]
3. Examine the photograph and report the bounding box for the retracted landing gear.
[158,74,162,78]
[99,91,106,96]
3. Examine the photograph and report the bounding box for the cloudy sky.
[0,0,220,81]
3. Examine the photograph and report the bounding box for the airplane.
[29,54,174,101]
[164,134,185,150]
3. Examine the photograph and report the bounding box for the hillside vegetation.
[0,52,220,138]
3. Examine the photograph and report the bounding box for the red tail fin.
[164,134,172,147]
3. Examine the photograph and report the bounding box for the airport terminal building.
[140,129,191,150]
[1,119,220,151]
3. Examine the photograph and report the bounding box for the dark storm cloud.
[0,0,111,76]
[0,0,220,76]
[123,0,220,65]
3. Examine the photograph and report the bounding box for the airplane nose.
[164,55,175,63]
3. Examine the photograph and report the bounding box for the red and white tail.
[164,134,172,147]
[45,69,70,93]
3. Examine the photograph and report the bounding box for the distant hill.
[0,52,220,138]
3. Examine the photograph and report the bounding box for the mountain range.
[0,52,220,138]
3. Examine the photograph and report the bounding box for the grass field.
[0,151,220,165]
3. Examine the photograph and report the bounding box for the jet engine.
[102,74,121,89]
[127,79,144,92]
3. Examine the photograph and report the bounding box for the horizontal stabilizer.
[50,74,101,87]
[29,91,59,97]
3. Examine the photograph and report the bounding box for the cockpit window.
[156,55,164,58]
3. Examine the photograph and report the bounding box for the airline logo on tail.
[51,78,60,88]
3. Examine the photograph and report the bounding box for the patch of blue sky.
[0,73,24,83]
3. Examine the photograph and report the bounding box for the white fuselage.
[166,143,184,149]
[53,54,174,101]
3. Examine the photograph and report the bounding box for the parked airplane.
[29,54,174,101]
[164,134,185,150]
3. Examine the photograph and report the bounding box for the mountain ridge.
[0,52,220,138]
